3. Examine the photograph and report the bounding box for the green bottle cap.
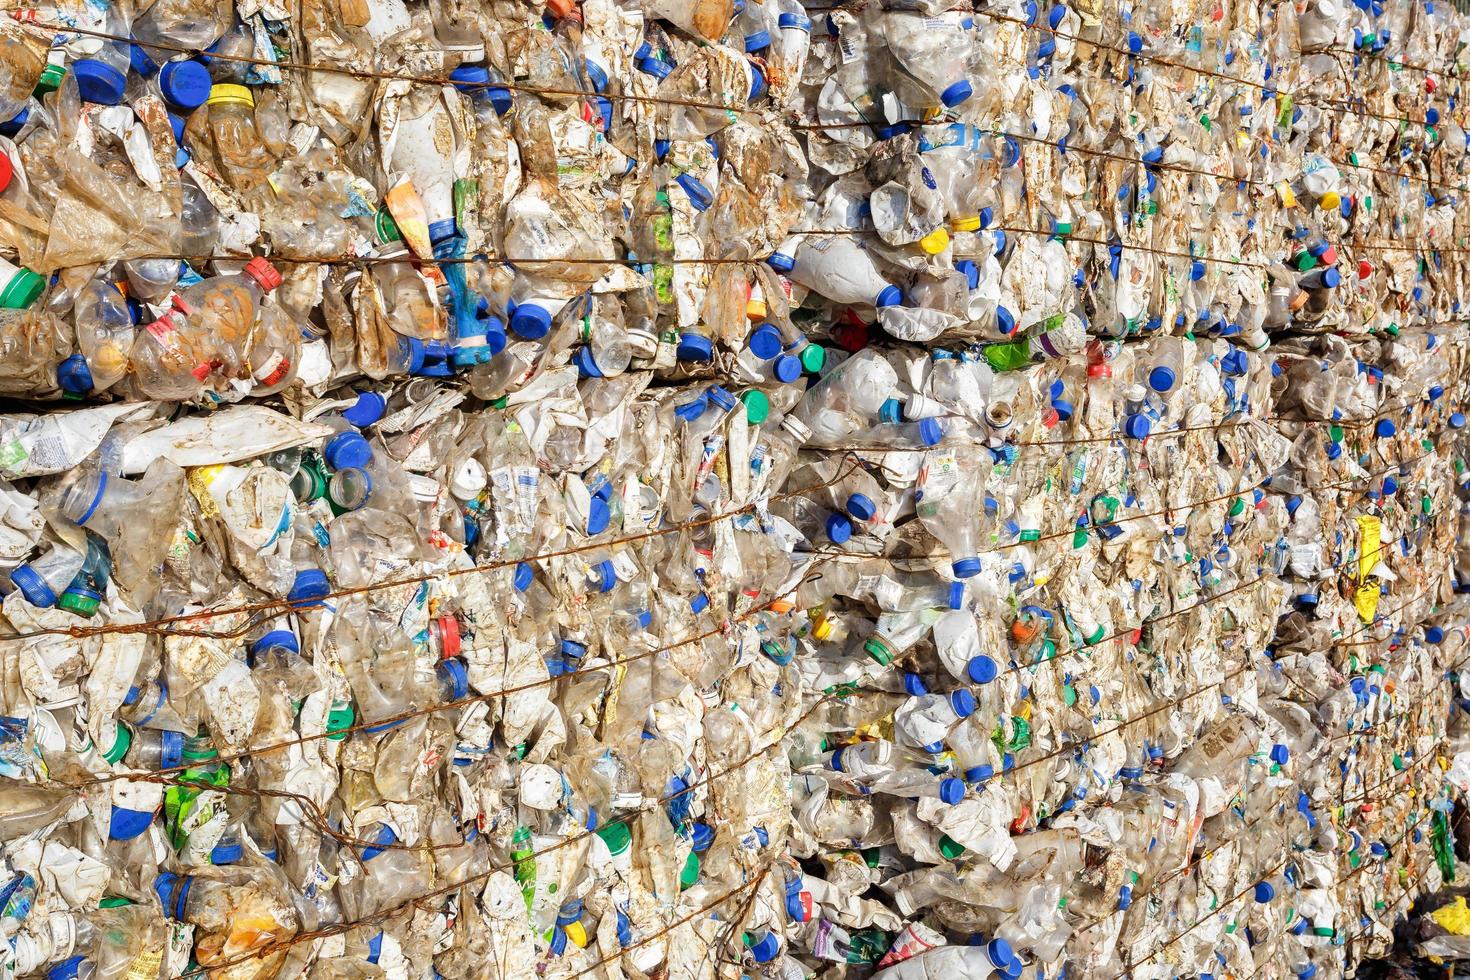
[863,637,893,665]
[0,268,44,309]
[741,389,769,424]
[679,850,700,889]
[33,63,65,95]
[596,821,632,857]
[103,722,132,765]
[326,701,355,740]
[1229,497,1245,516]
[58,588,102,617]
[937,835,965,859]
[98,896,133,908]
[799,344,826,373]
[374,207,401,244]
[1019,529,1041,542]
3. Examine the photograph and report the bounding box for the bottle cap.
[740,389,769,424]
[746,931,780,963]
[158,60,211,112]
[287,568,331,608]
[1148,366,1177,392]
[108,805,155,841]
[744,30,771,51]
[863,637,893,665]
[324,431,373,470]
[72,59,127,104]
[949,689,977,717]
[824,512,852,544]
[674,173,713,211]
[249,630,300,659]
[513,563,534,592]
[209,837,243,864]
[102,722,132,764]
[360,824,399,861]
[766,251,796,273]
[875,284,903,307]
[1375,418,1396,438]
[596,822,632,856]
[779,12,812,30]
[206,83,254,108]
[34,62,66,94]
[586,495,611,535]
[56,354,94,396]
[747,323,782,359]
[1254,881,1275,903]
[996,305,1017,335]
[846,493,876,522]
[952,556,982,578]
[243,257,283,292]
[510,303,553,339]
[1124,413,1152,439]
[939,778,966,804]
[0,266,44,309]
[436,658,469,700]
[940,79,974,107]
[968,655,999,684]
[798,343,826,373]
[0,150,13,194]
[154,871,193,918]
[773,353,802,383]
[919,227,950,254]
[10,564,58,608]
[676,332,714,361]
[1427,626,1445,643]
[918,417,944,446]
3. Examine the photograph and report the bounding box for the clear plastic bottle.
[70,6,133,105]
[8,544,84,609]
[914,449,989,578]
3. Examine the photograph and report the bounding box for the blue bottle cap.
[988,938,1016,970]
[514,562,534,592]
[159,730,184,770]
[556,899,585,926]
[573,346,604,378]
[952,556,982,578]
[769,353,801,383]
[846,493,876,522]
[343,390,386,427]
[825,512,853,544]
[918,417,944,446]
[1375,418,1396,438]
[1148,366,1176,393]
[744,30,771,51]
[582,58,608,92]
[510,303,553,339]
[586,495,611,536]
[690,592,709,614]
[1452,412,1466,428]
[949,689,977,717]
[1190,259,1206,281]
[674,394,709,422]
[966,763,994,784]
[250,630,300,658]
[677,332,714,361]
[154,871,191,918]
[638,57,674,80]
[616,909,633,946]
[159,60,211,113]
[428,218,458,244]
[1326,442,1342,460]
[449,64,491,92]
[996,305,1016,335]
[879,398,904,424]
[1127,31,1143,52]
[1124,413,1151,439]
[748,323,782,360]
[876,284,903,307]
[72,59,127,105]
[210,837,243,864]
[747,931,780,963]
[288,568,331,608]
[486,86,513,115]
[1298,964,1317,980]
[10,564,58,608]
[109,806,155,840]
[1270,744,1290,764]
[1320,267,1341,288]
[437,658,469,699]
[48,957,85,980]
[968,655,999,684]
[590,559,616,593]
[0,105,28,139]
[1254,881,1275,903]
[706,384,738,412]
[324,431,373,471]
[947,581,966,609]
[1382,476,1398,496]
[767,251,796,272]
[1118,884,1133,909]
[779,12,812,30]
[940,79,973,107]
[561,640,587,663]
[361,823,398,861]
[1427,626,1445,643]
[1430,385,1444,401]
[939,777,966,804]
[902,672,927,697]
[691,822,715,851]
[130,41,159,76]
[675,173,713,211]
[56,353,94,396]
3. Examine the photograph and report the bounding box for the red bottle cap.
[244,257,283,292]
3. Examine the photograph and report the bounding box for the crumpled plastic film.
[0,1,1466,980]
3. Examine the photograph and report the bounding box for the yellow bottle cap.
[746,298,768,320]
[950,214,982,233]
[919,227,950,255]
[1319,191,1341,210]
[812,617,834,641]
[564,921,587,947]
[207,83,254,108]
